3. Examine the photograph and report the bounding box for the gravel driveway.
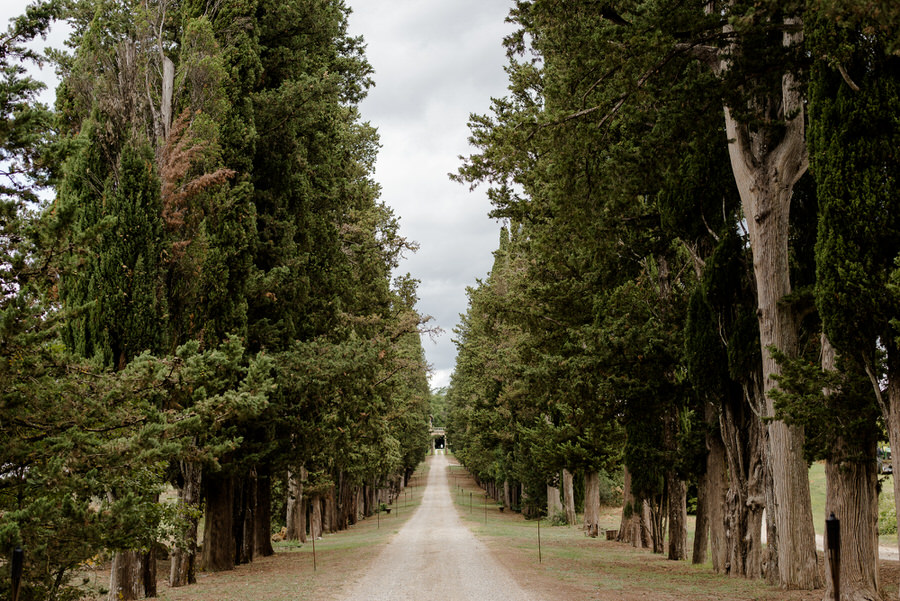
[336,453,544,601]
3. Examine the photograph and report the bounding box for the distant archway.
[429,426,447,452]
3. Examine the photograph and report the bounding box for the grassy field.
[446,457,897,601]
[807,460,897,546]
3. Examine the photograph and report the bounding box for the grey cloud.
[345,2,516,387]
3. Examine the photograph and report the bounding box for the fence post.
[826,512,840,601]
[538,518,542,564]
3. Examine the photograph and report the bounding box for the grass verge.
[446,455,831,601]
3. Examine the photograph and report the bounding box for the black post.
[826,512,840,601]
[470,492,472,513]
[11,547,23,601]
[538,518,542,564]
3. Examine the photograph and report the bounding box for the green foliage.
[0,335,272,601]
[771,346,881,464]
[809,12,900,370]
[1,0,429,595]
[429,387,449,428]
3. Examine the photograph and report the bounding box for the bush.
[598,469,624,507]
[548,509,569,526]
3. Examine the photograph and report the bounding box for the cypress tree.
[807,12,900,598]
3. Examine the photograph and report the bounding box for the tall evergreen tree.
[807,10,900,599]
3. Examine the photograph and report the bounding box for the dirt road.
[335,453,543,601]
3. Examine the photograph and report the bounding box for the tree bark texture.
[310,494,323,539]
[640,499,652,549]
[142,547,157,598]
[823,443,882,601]
[822,337,882,601]
[547,481,563,517]
[235,468,256,565]
[324,485,336,533]
[583,471,600,537]
[299,494,308,543]
[721,17,821,590]
[108,551,143,601]
[706,410,729,572]
[562,469,576,526]
[648,495,666,554]
[723,128,819,585]
[667,472,687,561]
[886,347,900,601]
[286,468,304,541]
[255,468,274,557]
[692,472,709,565]
[201,473,235,572]
[720,380,765,578]
[619,467,647,547]
[339,478,356,529]
[170,460,201,587]
[617,467,636,544]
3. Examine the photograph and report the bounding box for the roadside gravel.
[335,453,544,601]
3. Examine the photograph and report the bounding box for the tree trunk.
[648,495,666,553]
[324,485,336,533]
[170,460,201,586]
[341,479,355,529]
[235,468,255,565]
[823,443,882,601]
[583,471,600,537]
[160,56,174,138]
[548,480,563,517]
[142,547,157,598]
[255,467,274,557]
[562,469,576,526]
[107,487,154,599]
[706,411,728,572]
[720,379,766,578]
[310,494,323,539]
[886,347,900,601]
[108,551,143,601]
[640,499,652,549]
[618,467,639,545]
[201,473,235,572]
[822,337,882,601]
[286,468,304,541]
[667,472,687,561]
[299,493,308,543]
[692,471,709,565]
[721,20,821,584]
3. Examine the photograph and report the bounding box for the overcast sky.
[4,0,515,390]
[347,2,514,389]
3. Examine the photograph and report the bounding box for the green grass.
[445,461,827,601]
[809,460,827,534]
